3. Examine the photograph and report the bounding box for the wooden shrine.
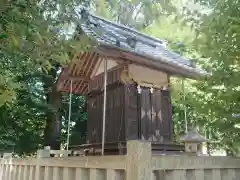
[87,64,172,143]
[56,10,205,155]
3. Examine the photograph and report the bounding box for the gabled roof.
[56,10,206,95]
[78,10,206,78]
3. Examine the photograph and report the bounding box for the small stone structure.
[181,128,206,154]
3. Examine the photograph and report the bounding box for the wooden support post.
[44,167,51,180]
[3,153,12,159]
[37,149,50,158]
[193,169,204,180]
[36,148,50,180]
[52,167,60,180]
[126,140,152,180]
[23,165,28,180]
[75,168,89,180]
[29,166,35,180]
[89,169,99,180]
[101,58,107,155]
[17,166,23,180]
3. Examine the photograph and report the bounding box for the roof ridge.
[79,9,167,47]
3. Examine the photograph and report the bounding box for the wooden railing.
[1,141,240,180]
[0,156,126,180]
[152,155,240,180]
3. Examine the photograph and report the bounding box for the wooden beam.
[67,52,82,75]
[60,74,90,82]
[86,52,98,77]
[97,45,203,79]
[71,52,88,76]
[90,57,102,78]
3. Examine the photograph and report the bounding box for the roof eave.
[97,44,207,80]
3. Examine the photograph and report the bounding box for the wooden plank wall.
[87,85,126,144]
[159,90,173,142]
[88,65,123,92]
[87,65,126,144]
[87,65,173,144]
[126,86,173,142]
[125,84,138,140]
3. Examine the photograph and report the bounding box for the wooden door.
[139,88,173,142]
[125,85,139,140]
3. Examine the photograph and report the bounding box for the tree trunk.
[44,85,62,149]
[42,66,62,150]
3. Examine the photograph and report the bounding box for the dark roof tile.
[79,11,206,77]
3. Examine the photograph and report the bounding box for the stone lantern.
[181,128,206,154]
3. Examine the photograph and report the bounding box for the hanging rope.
[101,58,107,155]
[66,79,73,151]
[182,79,188,133]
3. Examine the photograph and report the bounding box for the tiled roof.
[78,10,206,77]
[180,129,206,142]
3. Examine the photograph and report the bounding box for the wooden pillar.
[36,148,50,180]
[2,153,12,180]
[126,140,152,180]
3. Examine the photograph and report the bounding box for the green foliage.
[143,0,240,155]
[194,0,240,154]
[94,0,176,29]
[61,95,87,146]
[0,73,45,155]
[142,12,204,139]
[0,0,92,152]
[0,0,92,105]
[166,0,240,154]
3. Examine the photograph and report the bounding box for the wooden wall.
[88,65,123,92]
[87,84,126,143]
[125,87,172,142]
[86,66,173,144]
